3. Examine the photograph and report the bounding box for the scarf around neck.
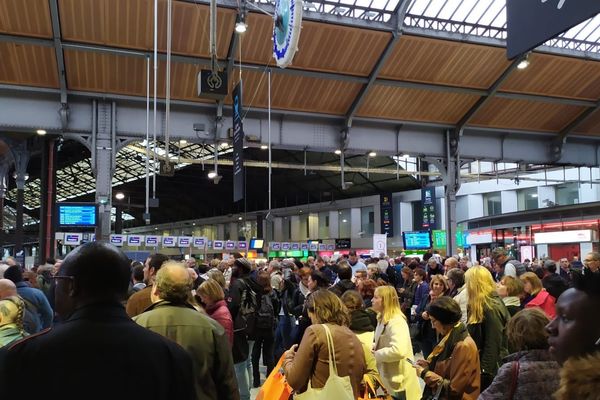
[426,322,469,372]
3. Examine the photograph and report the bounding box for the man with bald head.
[0,242,196,400]
[134,262,239,400]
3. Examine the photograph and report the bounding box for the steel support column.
[38,137,57,264]
[92,101,117,241]
[435,130,461,257]
[49,0,69,130]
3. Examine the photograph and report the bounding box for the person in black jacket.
[250,270,281,388]
[0,242,196,400]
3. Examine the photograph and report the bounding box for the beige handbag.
[294,324,355,400]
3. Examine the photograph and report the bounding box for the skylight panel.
[421,0,445,18]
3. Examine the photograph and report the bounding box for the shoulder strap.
[321,324,338,376]
[509,361,519,400]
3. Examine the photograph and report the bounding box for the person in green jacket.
[0,296,27,348]
[134,262,239,400]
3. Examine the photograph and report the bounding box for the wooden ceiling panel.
[499,53,600,100]
[469,98,586,132]
[65,49,212,102]
[379,36,510,89]
[241,15,390,76]
[65,49,147,95]
[223,72,362,115]
[0,0,52,37]
[0,42,58,87]
[356,85,480,123]
[574,109,600,136]
[60,0,234,58]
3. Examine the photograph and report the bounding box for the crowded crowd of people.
[0,245,599,400]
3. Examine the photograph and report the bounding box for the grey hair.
[155,262,193,304]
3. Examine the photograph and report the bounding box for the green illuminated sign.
[432,230,464,249]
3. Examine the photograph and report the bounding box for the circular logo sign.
[273,0,303,68]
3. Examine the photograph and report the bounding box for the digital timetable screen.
[402,231,432,250]
[57,203,97,227]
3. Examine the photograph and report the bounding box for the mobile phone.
[406,358,416,366]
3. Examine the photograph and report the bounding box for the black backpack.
[253,293,275,331]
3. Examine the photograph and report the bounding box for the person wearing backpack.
[491,248,526,279]
[248,270,280,388]
[227,258,261,400]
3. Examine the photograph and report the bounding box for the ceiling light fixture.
[260,145,268,150]
[369,151,377,157]
[207,171,217,179]
[334,149,342,155]
[517,54,530,70]
[179,139,187,145]
[238,216,243,221]
[115,192,125,200]
[36,129,47,135]
[235,14,247,33]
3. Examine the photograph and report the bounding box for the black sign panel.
[335,238,352,249]
[507,0,600,59]
[380,193,394,237]
[421,187,437,230]
[198,70,228,99]
[232,83,245,203]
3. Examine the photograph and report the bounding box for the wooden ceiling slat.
[356,85,480,124]
[0,0,53,38]
[241,14,391,77]
[469,98,587,133]
[60,0,234,58]
[0,42,58,88]
[379,36,511,89]
[499,53,600,101]
[222,71,362,115]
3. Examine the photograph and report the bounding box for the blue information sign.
[58,204,97,227]
[403,231,432,250]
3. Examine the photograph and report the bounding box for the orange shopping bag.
[256,354,293,400]
[359,374,392,400]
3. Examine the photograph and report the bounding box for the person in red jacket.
[199,279,234,346]
[520,272,556,319]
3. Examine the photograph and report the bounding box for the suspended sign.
[213,240,224,250]
[127,235,144,247]
[64,233,82,246]
[380,193,394,237]
[162,236,177,248]
[421,187,437,230]
[109,234,126,247]
[226,241,236,250]
[145,236,160,247]
[270,242,281,251]
[193,237,206,248]
[507,0,600,59]
[232,83,245,203]
[178,236,192,247]
[281,242,291,251]
[238,241,248,250]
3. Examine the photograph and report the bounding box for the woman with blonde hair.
[283,289,367,398]
[372,285,421,400]
[0,296,27,348]
[520,272,556,319]
[464,266,510,391]
[198,279,233,346]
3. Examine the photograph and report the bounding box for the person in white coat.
[372,285,422,400]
